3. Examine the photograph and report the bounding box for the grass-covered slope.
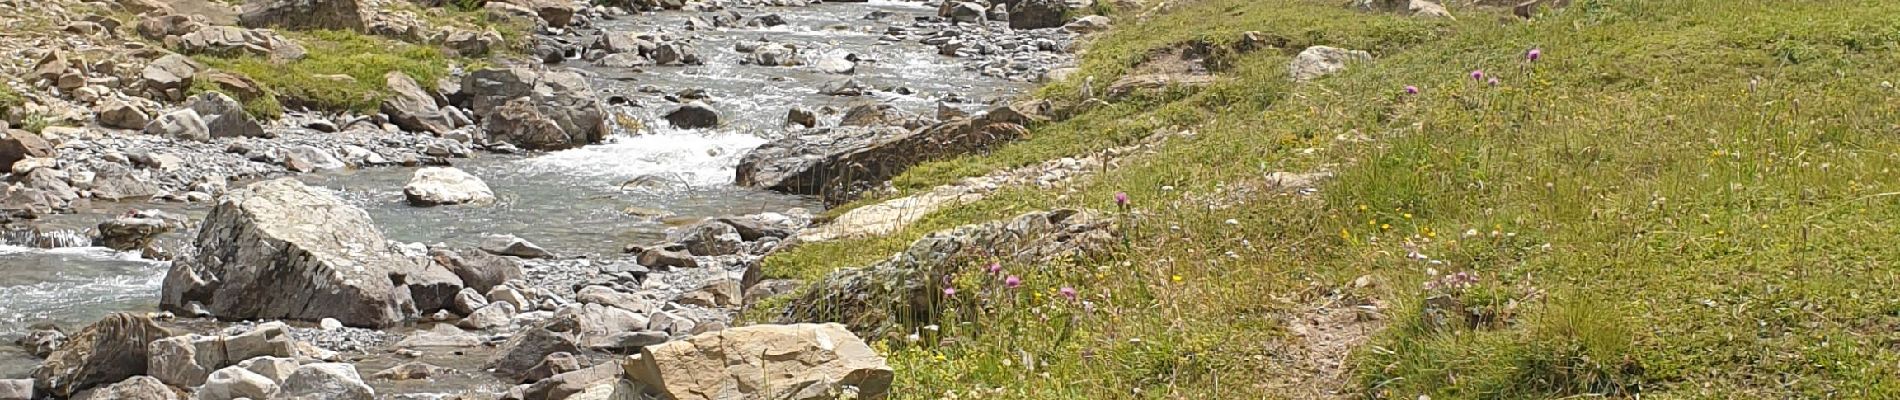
[761,0,1900,398]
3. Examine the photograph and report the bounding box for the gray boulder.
[464,68,607,150]
[29,313,173,397]
[276,363,373,400]
[663,101,720,129]
[1289,46,1373,82]
[160,179,447,328]
[185,92,266,139]
[143,109,209,142]
[382,72,453,134]
[403,167,495,206]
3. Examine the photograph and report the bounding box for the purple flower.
[1005,275,1022,289]
[1404,85,1419,95]
[1059,286,1077,300]
[987,263,1003,275]
[1114,192,1129,206]
[943,286,957,297]
[1470,70,1486,81]
[1527,48,1542,62]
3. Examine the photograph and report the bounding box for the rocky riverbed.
[0,0,1097,397]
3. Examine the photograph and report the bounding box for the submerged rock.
[624,323,893,400]
[161,179,455,328]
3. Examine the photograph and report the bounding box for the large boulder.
[95,213,178,254]
[736,107,1031,205]
[1288,46,1372,82]
[464,68,607,151]
[141,54,199,101]
[517,363,620,400]
[625,323,893,400]
[97,98,154,130]
[239,0,371,32]
[276,363,373,400]
[785,210,1116,332]
[0,130,57,173]
[403,167,495,206]
[663,101,720,129]
[1008,0,1072,29]
[143,109,210,142]
[30,313,174,398]
[160,179,448,328]
[486,318,580,383]
[382,72,453,134]
[484,98,576,151]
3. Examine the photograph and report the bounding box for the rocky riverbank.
[0,0,1110,397]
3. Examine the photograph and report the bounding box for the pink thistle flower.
[1114,192,1129,206]
[1470,69,1486,81]
[1005,275,1022,289]
[943,286,956,297]
[1059,286,1077,300]
[987,263,1003,275]
[1404,85,1419,95]
[1488,77,1500,86]
[1527,48,1542,62]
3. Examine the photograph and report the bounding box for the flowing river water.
[0,0,1035,385]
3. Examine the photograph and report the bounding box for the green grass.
[758,0,1900,398]
[0,85,19,120]
[192,30,468,116]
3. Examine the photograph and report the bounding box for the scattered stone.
[143,109,209,142]
[675,220,742,256]
[457,301,517,330]
[239,0,371,32]
[464,68,607,150]
[14,324,66,358]
[481,235,554,259]
[1290,46,1373,82]
[676,279,741,308]
[625,324,893,400]
[75,376,176,400]
[282,145,344,172]
[199,365,279,400]
[1009,0,1073,29]
[371,362,448,381]
[147,323,296,387]
[161,179,445,328]
[487,319,580,383]
[0,130,57,173]
[636,247,697,269]
[383,71,453,134]
[786,107,817,128]
[185,92,266,139]
[97,99,152,130]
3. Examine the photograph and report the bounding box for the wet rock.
[814,51,857,74]
[1289,46,1372,82]
[160,179,436,328]
[199,365,278,400]
[281,145,344,172]
[15,324,66,359]
[1009,0,1073,29]
[744,43,799,66]
[487,319,581,383]
[663,101,720,129]
[818,78,865,96]
[786,107,817,128]
[624,323,892,400]
[185,92,266,139]
[239,0,371,32]
[404,167,495,206]
[788,210,1114,331]
[95,215,175,257]
[143,109,210,142]
[29,313,173,397]
[0,130,57,173]
[74,376,177,400]
[675,220,742,256]
[277,363,373,400]
[147,323,296,387]
[384,72,453,134]
[371,362,448,381]
[481,234,554,259]
[434,247,525,294]
[464,68,607,150]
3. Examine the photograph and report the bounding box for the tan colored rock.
[625,323,892,400]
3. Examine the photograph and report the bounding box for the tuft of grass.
[759,0,1900,398]
[192,30,467,116]
[0,85,19,120]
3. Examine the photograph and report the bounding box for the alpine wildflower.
[943,286,957,297]
[1488,77,1500,86]
[987,262,1003,275]
[1404,85,1420,95]
[1527,48,1542,62]
[1005,275,1023,289]
[1470,69,1486,81]
[1059,286,1077,301]
[1114,191,1129,209]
